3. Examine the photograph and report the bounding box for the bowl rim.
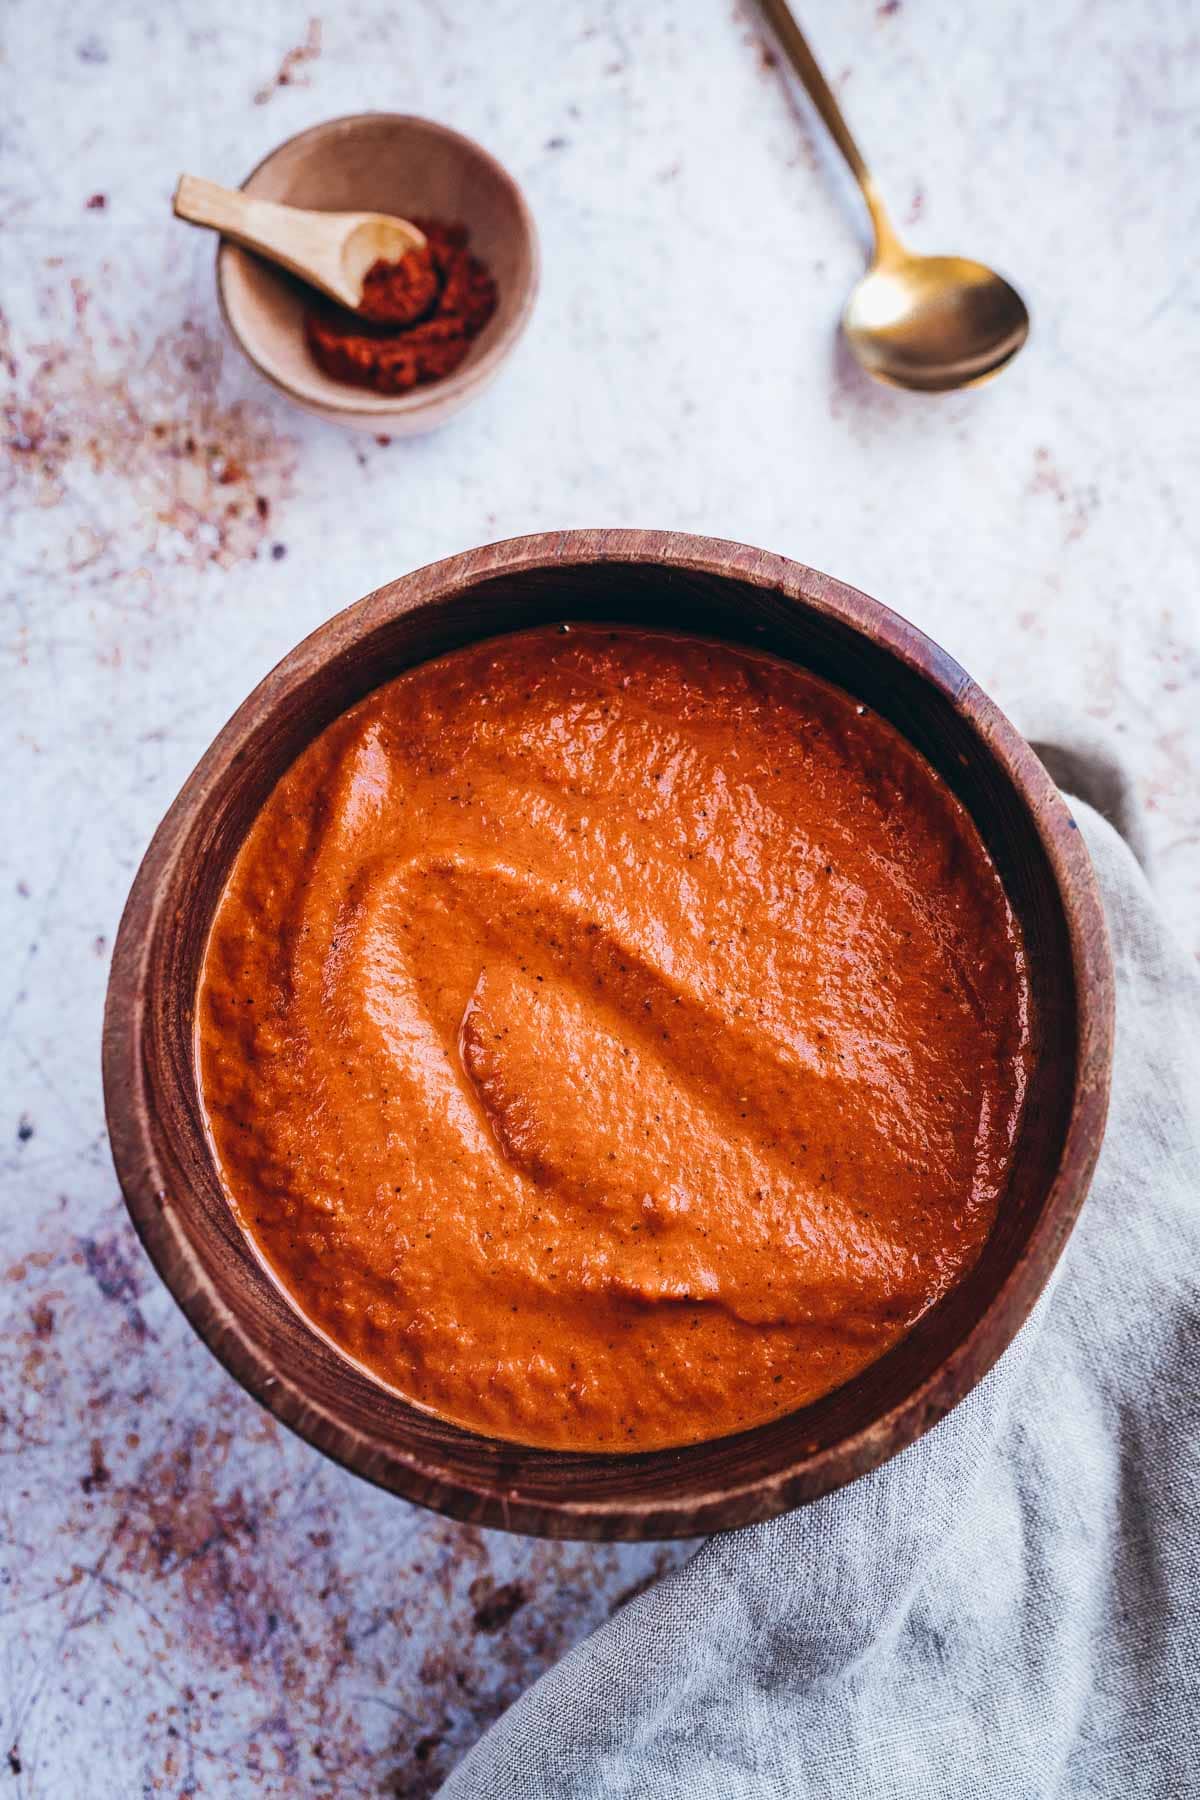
[215,111,541,419]
[102,529,1114,1538]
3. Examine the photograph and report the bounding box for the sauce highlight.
[198,626,1031,1451]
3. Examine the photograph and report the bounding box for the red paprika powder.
[305,219,498,395]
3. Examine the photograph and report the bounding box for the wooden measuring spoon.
[173,175,427,313]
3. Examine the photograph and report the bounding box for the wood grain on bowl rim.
[102,530,1114,1540]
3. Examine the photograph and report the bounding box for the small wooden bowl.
[103,532,1113,1540]
[216,114,539,434]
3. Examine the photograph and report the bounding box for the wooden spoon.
[173,175,427,313]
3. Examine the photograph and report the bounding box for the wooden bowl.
[102,532,1113,1540]
[216,114,538,434]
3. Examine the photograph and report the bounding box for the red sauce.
[198,627,1032,1451]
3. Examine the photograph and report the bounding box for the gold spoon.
[758,0,1030,391]
[173,176,427,313]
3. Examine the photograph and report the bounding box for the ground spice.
[305,218,498,395]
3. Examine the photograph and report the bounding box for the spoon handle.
[173,176,358,308]
[757,0,902,257]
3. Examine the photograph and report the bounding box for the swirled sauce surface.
[198,626,1031,1451]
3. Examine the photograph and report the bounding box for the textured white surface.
[1,0,1197,1794]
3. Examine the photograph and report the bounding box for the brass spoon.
[173,175,427,313]
[759,0,1030,391]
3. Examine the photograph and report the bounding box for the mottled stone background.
[2,1,1197,1794]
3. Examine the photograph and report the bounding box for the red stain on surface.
[469,1578,529,1634]
[30,1298,55,1338]
[1,286,295,573]
[80,1436,111,1493]
[1028,446,1097,542]
[255,17,322,104]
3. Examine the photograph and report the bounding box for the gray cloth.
[439,757,1200,1800]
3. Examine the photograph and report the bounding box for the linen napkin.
[438,745,1200,1800]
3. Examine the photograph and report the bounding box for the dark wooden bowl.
[102,531,1113,1540]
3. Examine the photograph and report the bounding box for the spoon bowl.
[843,254,1031,393]
[338,214,429,301]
